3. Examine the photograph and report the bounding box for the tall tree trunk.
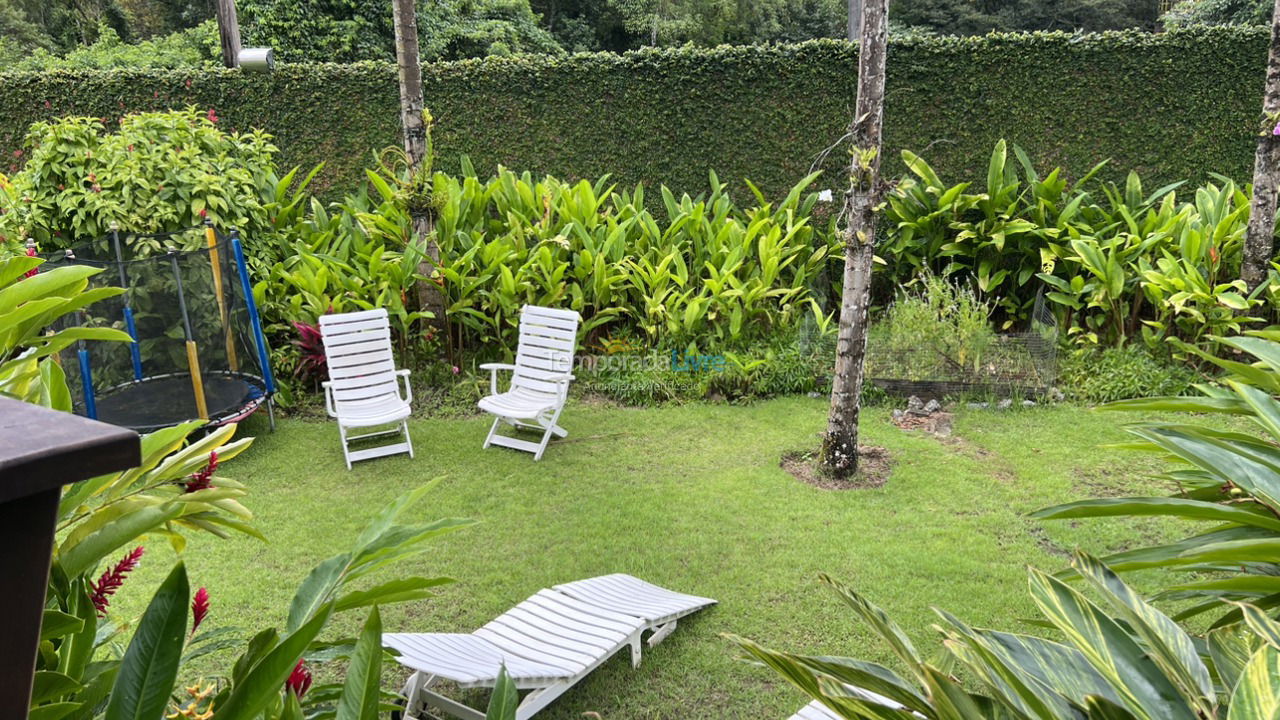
[392,0,447,334]
[1244,0,1280,290]
[213,0,241,68]
[848,0,862,42]
[819,0,888,480]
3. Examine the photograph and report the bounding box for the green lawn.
[115,397,1197,718]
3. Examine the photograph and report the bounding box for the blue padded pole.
[110,222,144,381]
[230,228,276,393]
[123,307,142,380]
[78,347,97,419]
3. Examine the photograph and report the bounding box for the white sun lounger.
[385,575,715,720]
[552,573,717,661]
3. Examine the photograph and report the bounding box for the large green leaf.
[1026,568,1198,720]
[215,602,333,720]
[1226,644,1280,719]
[486,665,519,720]
[335,607,382,720]
[820,574,924,683]
[1070,553,1214,714]
[1030,497,1280,532]
[103,563,189,720]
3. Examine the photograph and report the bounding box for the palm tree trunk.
[392,0,446,332]
[819,0,888,480]
[1243,0,1280,290]
[213,0,241,68]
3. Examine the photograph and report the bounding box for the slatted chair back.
[318,309,401,411]
[511,306,580,398]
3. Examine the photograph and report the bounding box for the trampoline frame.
[66,222,277,432]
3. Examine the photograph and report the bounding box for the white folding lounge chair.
[384,574,715,720]
[479,305,581,461]
[552,574,717,663]
[318,308,414,469]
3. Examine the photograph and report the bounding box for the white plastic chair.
[478,305,580,461]
[319,308,414,469]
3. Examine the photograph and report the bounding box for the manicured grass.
[115,398,1197,718]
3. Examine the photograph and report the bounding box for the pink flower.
[207,108,219,124]
[191,587,209,634]
[285,659,312,697]
[89,547,145,616]
[183,452,218,493]
[1273,122,1280,136]
[451,366,460,375]
[198,208,207,219]
[23,242,38,278]
[12,149,21,158]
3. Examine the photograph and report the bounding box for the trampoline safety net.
[41,225,275,433]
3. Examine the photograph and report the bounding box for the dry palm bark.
[1243,0,1280,290]
[392,0,447,332]
[819,0,888,479]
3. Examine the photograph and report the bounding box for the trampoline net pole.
[111,223,144,381]
[230,229,276,394]
[170,252,209,421]
[206,222,239,372]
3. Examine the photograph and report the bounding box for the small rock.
[807,391,822,398]
[966,402,990,410]
[905,395,929,416]
[1022,399,1036,407]
[1047,387,1065,402]
[891,408,905,421]
[997,398,1013,410]
[923,398,942,414]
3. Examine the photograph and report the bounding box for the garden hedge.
[0,28,1268,199]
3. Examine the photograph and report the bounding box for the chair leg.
[483,416,502,449]
[402,420,415,459]
[628,630,643,668]
[338,424,352,470]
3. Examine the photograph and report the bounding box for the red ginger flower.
[183,452,218,493]
[191,587,209,634]
[23,242,37,279]
[207,108,218,124]
[285,659,312,697]
[90,546,144,616]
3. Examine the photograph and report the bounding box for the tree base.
[781,445,892,490]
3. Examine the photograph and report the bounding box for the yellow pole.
[187,340,209,419]
[206,224,239,372]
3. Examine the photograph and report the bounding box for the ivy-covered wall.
[0,28,1268,199]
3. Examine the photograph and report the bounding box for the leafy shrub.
[865,275,997,381]
[1058,344,1199,403]
[0,109,277,249]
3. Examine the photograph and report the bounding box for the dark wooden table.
[0,398,139,719]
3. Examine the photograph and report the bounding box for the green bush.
[1058,344,1199,403]
[0,29,1268,200]
[0,109,277,250]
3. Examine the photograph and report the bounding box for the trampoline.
[40,223,276,433]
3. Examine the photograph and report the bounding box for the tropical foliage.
[1034,332,1280,627]
[732,554,1280,719]
[883,140,1272,353]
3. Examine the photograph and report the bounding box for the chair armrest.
[396,368,413,405]
[481,363,516,395]
[320,380,337,418]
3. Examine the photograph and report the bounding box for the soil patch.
[781,446,893,490]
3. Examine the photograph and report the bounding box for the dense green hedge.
[0,28,1268,198]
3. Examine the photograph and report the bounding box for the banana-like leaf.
[1226,644,1280,719]
[1030,497,1280,532]
[1070,553,1214,714]
[1026,568,1198,720]
[214,602,333,720]
[486,666,519,720]
[103,563,188,720]
[335,607,382,720]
